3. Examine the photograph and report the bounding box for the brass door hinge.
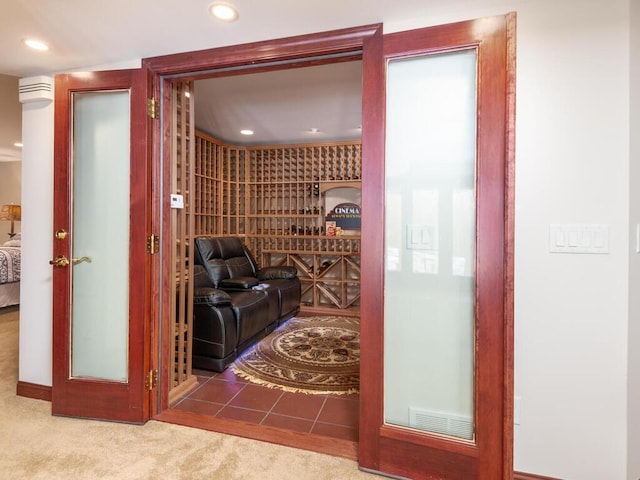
[147,98,159,119]
[145,369,158,391]
[146,234,159,254]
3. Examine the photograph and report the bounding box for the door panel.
[359,15,515,479]
[384,48,477,441]
[52,69,152,423]
[71,90,130,381]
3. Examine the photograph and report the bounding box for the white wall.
[19,97,54,387]
[510,3,628,479]
[18,1,634,479]
[386,1,632,478]
[628,1,640,479]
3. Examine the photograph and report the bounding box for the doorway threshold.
[155,408,358,460]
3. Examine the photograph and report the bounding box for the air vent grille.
[409,407,474,440]
[18,76,54,103]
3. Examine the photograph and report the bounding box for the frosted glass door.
[71,91,130,381]
[384,49,477,440]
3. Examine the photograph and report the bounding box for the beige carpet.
[0,308,376,480]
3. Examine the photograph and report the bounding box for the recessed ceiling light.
[209,2,239,22]
[13,142,23,148]
[240,129,254,136]
[309,128,320,133]
[24,39,49,51]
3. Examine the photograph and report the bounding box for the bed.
[0,233,21,308]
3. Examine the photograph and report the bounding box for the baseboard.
[515,471,563,480]
[16,381,52,401]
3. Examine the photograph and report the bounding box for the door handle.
[72,256,92,265]
[49,256,70,268]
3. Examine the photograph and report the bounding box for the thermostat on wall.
[170,194,184,209]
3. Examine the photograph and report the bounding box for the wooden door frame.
[142,20,515,473]
[144,25,380,459]
[359,14,516,479]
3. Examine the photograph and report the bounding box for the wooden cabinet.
[193,133,361,317]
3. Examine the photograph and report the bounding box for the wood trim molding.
[155,409,358,460]
[143,24,380,77]
[514,472,563,480]
[145,22,380,459]
[503,11,518,480]
[16,381,52,402]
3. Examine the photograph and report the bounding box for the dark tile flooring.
[171,367,359,442]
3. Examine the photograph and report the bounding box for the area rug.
[231,316,360,395]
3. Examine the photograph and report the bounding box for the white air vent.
[409,407,474,440]
[19,75,54,103]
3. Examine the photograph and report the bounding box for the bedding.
[0,281,20,308]
[0,245,21,284]
[0,233,20,308]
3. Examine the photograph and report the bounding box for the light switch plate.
[549,224,609,254]
[170,194,184,209]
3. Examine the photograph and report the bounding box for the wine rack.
[170,81,197,402]
[193,133,361,316]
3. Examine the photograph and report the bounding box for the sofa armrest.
[257,266,297,280]
[219,276,259,289]
[194,287,232,306]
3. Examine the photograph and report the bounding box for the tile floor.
[171,367,359,442]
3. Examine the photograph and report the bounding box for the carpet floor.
[0,307,376,480]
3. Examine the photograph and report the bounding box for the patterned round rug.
[231,316,360,395]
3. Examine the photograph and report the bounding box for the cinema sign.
[326,202,361,231]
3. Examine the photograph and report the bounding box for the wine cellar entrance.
[166,59,363,449]
[194,133,362,316]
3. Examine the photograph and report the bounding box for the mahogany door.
[359,15,515,479]
[51,69,154,423]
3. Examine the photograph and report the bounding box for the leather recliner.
[191,236,301,371]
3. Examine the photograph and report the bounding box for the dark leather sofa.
[191,236,301,371]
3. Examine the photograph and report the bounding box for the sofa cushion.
[225,256,255,278]
[194,236,221,263]
[220,276,259,289]
[216,237,249,259]
[229,291,272,344]
[193,265,213,288]
[194,287,232,306]
[201,258,229,287]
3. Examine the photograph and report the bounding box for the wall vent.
[409,407,474,440]
[19,76,54,103]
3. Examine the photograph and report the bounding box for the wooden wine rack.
[170,81,197,402]
[193,133,361,317]
[193,132,246,236]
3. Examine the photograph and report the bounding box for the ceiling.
[194,61,362,145]
[0,0,472,149]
